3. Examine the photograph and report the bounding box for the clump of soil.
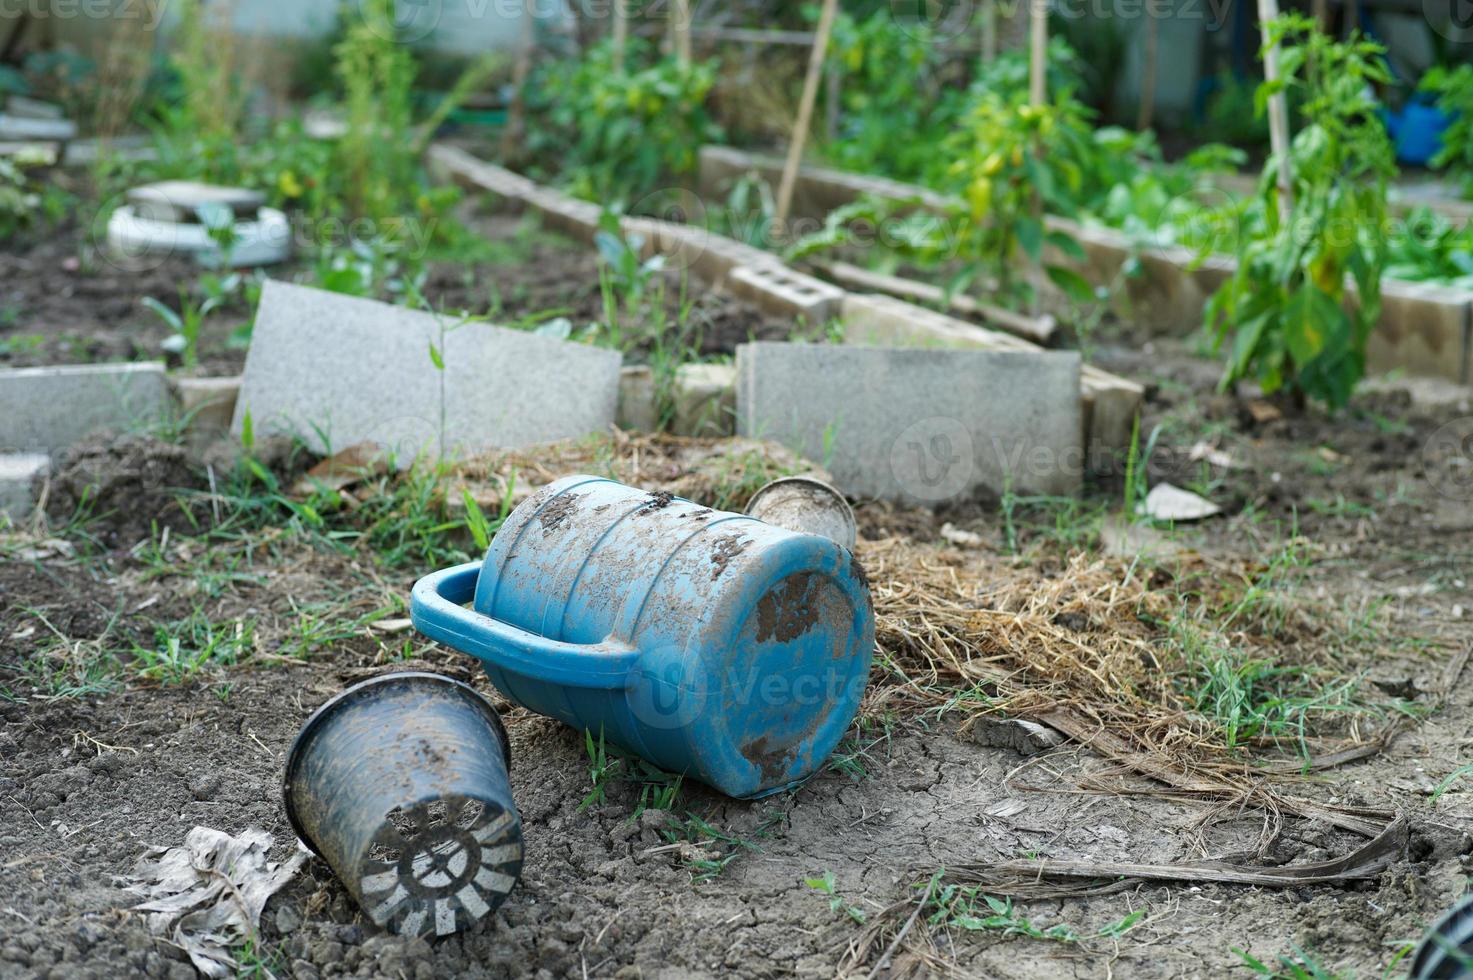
[45,433,207,547]
[422,213,794,360]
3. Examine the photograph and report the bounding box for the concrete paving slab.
[232,281,622,464]
[736,342,1083,502]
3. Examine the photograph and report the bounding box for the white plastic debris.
[1187,441,1240,469]
[1139,483,1221,522]
[123,826,307,978]
[940,522,985,548]
[106,204,291,268]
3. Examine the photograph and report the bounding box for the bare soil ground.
[0,205,788,377]
[2,325,1470,979]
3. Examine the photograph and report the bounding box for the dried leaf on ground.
[122,826,306,978]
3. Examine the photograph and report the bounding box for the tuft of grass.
[827,712,897,783]
[578,729,684,815]
[1234,944,1346,979]
[130,612,254,685]
[662,811,781,883]
[1432,763,1473,803]
[7,607,124,701]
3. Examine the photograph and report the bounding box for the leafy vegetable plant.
[526,38,720,202]
[1421,63,1473,198]
[1205,16,1395,410]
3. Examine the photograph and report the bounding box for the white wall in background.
[0,0,574,58]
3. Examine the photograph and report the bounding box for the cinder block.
[840,293,1142,463]
[617,366,658,432]
[672,363,735,437]
[173,376,241,449]
[0,362,171,455]
[639,220,780,287]
[1362,280,1471,385]
[233,281,622,465]
[737,342,1083,502]
[841,293,1036,352]
[0,452,48,521]
[697,146,950,223]
[522,189,603,245]
[425,144,538,203]
[727,265,845,324]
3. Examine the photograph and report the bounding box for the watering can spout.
[411,562,641,690]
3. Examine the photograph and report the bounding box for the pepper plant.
[526,39,720,202]
[934,87,1098,307]
[1205,16,1395,410]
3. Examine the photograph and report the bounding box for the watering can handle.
[411,563,640,690]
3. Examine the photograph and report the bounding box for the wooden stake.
[612,0,628,72]
[1028,0,1048,106]
[1257,0,1294,220]
[774,0,839,234]
[1136,15,1158,131]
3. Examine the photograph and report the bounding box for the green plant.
[334,0,417,222]
[149,0,245,182]
[594,210,666,308]
[823,10,958,183]
[1205,17,1395,410]
[142,287,224,368]
[925,877,1079,942]
[1235,944,1345,979]
[937,87,1099,307]
[806,871,867,924]
[660,812,777,882]
[131,612,254,684]
[527,38,720,201]
[0,151,68,240]
[581,729,616,810]
[1432,763,1473,803]
[1385,207,1473,289]
[1422,63,1473,198]
[463,471,516,553]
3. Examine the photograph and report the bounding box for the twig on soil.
[863,874,935,980]
[935,814,1407,899]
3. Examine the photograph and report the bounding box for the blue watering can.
[410,475,876,799]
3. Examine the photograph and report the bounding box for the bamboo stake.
[774,0,839,234]
[612,0,627,72]
[499,8,536,160]
[1136,15,1158,131]
[1028,0,1048,106]
[1257,0,1294,221]
[981,0,997,63]
[672,0,692,66]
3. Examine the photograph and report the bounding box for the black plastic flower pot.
[1413,894,1473,980]
[282,672,522,939]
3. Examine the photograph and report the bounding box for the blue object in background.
[1385,98,1454,168]
[412,475,876,799]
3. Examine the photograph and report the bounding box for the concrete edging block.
[0,362,172,455]
[737,341,1083,502]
